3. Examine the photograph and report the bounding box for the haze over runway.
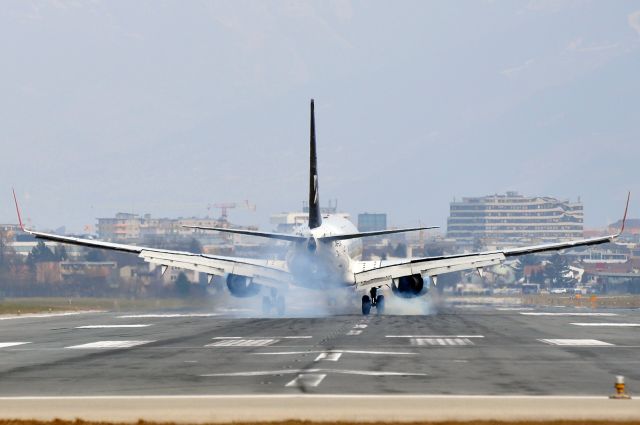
[1,1,639,232]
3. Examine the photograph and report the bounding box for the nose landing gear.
[361,287,385,316]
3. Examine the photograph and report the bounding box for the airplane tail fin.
[308,99,322,229]
[12,188,26,231]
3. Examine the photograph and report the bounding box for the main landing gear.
[361,287,385,316]
[262,288,286,316]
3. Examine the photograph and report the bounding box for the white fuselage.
[285,215,362,290]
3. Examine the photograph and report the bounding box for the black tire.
[376,295,385,315]
[275,295,286,316]
[361,295,372,315]
[262,296,271,315]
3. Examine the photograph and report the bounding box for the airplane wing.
[354,193,630,291]
[12,192,291,288]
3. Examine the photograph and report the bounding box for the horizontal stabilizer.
[319,226,439,242]
[181,225,306,242]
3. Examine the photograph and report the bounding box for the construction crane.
[208,200,256,222]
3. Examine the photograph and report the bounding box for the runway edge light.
[610,375,631,399]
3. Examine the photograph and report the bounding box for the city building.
[357,213,387,232]
[447,191,584,248]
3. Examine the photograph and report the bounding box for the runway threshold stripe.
[66,340,154,349]
[0,342,30,348]
[570,323,640,327]
[75,324,152,329]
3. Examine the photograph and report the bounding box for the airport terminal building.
[447,191,584,248]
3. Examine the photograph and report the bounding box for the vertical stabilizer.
[308,99,322,229]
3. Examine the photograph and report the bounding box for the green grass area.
[0,297,211,315]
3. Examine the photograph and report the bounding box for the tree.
[86,249,106,262]
[54,245,68,261]
[188,238,203,254]
[392,243,407,257]
[175,272,191,297]
[27,241,56,265]
[514,254,541,282]
[544,254,576,288]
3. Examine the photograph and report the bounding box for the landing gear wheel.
[275,295,286,316]
[376,295,385,315]
[362,295,372,315]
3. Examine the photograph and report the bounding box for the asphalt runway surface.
[1,298,638,397]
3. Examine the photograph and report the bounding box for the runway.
[1,298,639,421]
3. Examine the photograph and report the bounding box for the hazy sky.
[1,0,639,233]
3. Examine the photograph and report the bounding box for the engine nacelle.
[226,274,262,298]
[392,274,426,298]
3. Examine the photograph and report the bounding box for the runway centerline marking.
[0,342,30,348]
[285,373,326,387]
[205,339,278,347]
[201,369,427,377]
[570,323,640,327]
[347,330,362,335]
[353,324,368,329]
[253,350,415,356]
[539,339,614,347]
[520,312,617,316]
[315,352,342,362]
[386,335,484,338]
[211,336,312,340]
[75,324,152,329]
[66,340,154,349]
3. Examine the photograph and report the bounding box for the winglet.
[12,188,25,231]
[618,191,631,236]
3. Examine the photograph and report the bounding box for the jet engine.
[392,274,426,297]
[226,274,261,297]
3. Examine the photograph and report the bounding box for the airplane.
[12,99,630,315]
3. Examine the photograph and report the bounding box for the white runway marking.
[353,324,368,329]
[496,307,534,311]
[205,339,278,347]
[570,323,640,327]
[118,314,219,318]
[285,373,327,387]
[211,336,311,339]
[75,324,152,329]
[0,311,103,320]
[66,340,154,349]
[253,350,415,356]
[539,339,614,347]
[201,369,426,377]
[521,312,617,316]
[315,352,342,362]
[386,335,484,338]
[0,342,30,348]
[411,338,474,346]
[346,330,362,335]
